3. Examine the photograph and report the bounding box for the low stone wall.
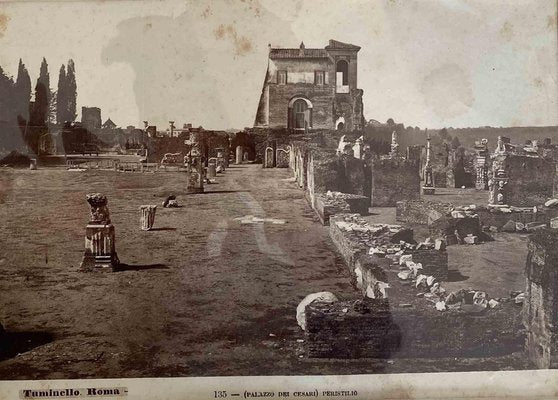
[306,299,523,359]
[314,192,369,225]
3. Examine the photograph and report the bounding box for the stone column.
[80,193,119,271]
[422,130,435,195]
[140,205,157,231]
[524,230,558,368]
[389,131,399,159]
[488,154,508,206]
[186,132,204,194]
[235,145,243,164]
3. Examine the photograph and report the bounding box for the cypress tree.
[31,58,50,127]
[66,59,77,122]
[56,64,66,124]
[15,58,31,122]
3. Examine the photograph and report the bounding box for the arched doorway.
[288,97,313,130]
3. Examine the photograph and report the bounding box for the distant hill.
[398,126,558,150]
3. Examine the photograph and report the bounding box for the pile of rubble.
[395,253,524,313]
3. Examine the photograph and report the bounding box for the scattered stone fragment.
[489,226,499,233]
[166,199,179,208]
[488,299,500,308]
[397,270,412,280]
[545,198,558,207]
[399,254,412,265]
[435,301,446,311]
[464,235,478,245]
[551,217,558,229]
[434,238,446,250]
[502,220,516,232]
[515,222,525,232]
[162,195,176,207]
[514,292,526,304]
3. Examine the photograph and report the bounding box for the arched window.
[336,60,349,86]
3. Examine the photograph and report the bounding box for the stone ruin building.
[254,39,365,132]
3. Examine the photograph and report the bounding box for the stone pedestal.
[207,163,217,178]
[29,159,37,170]
[140,205,157,231]
[80,193,119,271]
[422,186,436,195]
[235,146,243,164]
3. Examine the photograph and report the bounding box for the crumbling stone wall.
[524,229,558,368]
[497,154,556,207]
[328,214,447,279]
[306,300,523,359]
[396,200,455,225]
[371,158,420,206]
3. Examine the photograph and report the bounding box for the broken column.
[80,193,119,271]
[140,205,157,231]
[488,154,509,206]
[389,130,399,159]
[185,131,204,194]
[474,138,489,190]
[422,130,435,195]
[235,145,243,164]
[524,229,558,368]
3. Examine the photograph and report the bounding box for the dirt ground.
[0,165,530,379]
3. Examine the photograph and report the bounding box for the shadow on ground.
[0,331,54,362]
[115,263,168,272]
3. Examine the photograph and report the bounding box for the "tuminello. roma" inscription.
[20,388,127,398]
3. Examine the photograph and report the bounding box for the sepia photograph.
[0,0,557,398]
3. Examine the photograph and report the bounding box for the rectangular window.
[277,70,287,85]
[315,71,325,85]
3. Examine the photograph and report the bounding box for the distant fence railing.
[66,158,186,173]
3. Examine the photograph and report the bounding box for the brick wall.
[306,300,523,359]
[524,229,558,368]
[371,158,420,206]
[269,84,335,129]
[497,154,556,207]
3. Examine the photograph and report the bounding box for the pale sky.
[0,0,556,130]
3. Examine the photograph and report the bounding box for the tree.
[0,65,16,123]
[66,59,77,123]
[15,58,31,122]
[31,58,50,127]
[56,64,66,124]
[450,136,461,150]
